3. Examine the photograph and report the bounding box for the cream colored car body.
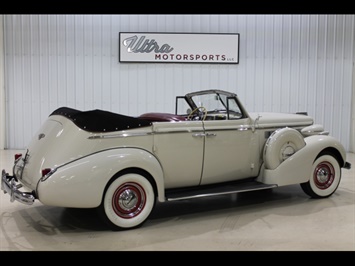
[2,89,350,230]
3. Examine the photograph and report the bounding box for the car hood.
[248,112,314,128]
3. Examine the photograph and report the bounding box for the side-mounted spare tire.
[263,127,306,170]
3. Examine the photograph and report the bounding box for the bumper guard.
[1,169,35,205]
[344,162,351,170]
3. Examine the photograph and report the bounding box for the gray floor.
[1,149,354,251]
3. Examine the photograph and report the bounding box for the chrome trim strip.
[153,129,204,134]
[204,125,306,132]
[43,147,156,181]
[203,126,252,132]
[88,132,153,139]
[255,124,311,130]
[87,124,310,139]
[88,129,206,139]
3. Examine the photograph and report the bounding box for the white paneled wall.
[0,15,5,149]
[3,14,355,150]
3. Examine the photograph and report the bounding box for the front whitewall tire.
[301,152,341,198]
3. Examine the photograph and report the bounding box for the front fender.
[36,148,165,208]
[258,135,347,186]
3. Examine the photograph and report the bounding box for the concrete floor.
[0,149,354,251]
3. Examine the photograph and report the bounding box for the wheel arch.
[103,167,159,201]
[317,147,344,167]
[304,135,347,169]
[99,148,166,203]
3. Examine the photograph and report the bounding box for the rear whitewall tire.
[99,171,156,230]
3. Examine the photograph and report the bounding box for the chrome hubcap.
[112,182,146,219]
[119,189,139,211]
[314,162,335,189]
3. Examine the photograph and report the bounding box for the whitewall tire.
[300,152,341,198]
[98,171,156,230]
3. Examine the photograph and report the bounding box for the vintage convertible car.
[1,89,351,230]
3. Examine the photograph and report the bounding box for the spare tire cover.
[263,127,306,170]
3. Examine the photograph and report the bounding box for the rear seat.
[138,112,187,122]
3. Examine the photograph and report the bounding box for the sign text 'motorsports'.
[119,33,239,64]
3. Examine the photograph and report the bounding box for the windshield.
[191,93,227,112]
[176,90,246,120]
[190,91,242,117]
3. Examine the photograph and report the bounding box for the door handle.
[206,133,217,137]
[192,133,205,138]
[192,133,217,138]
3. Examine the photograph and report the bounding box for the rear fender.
[258,135,347,186]
[36,148,165,208]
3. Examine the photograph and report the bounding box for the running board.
[165,181,278,201]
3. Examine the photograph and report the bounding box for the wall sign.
[119,32,239,64]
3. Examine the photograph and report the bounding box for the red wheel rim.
[112,182,146,219]
[313,161,335,190]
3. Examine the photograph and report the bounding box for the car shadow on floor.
[1,184,352,235]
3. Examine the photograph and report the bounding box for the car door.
[152,121,204,189]
[200,118,256,185]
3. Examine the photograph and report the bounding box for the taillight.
[41,168,52,177]
[14,153,22,161]
[41,168,57,181]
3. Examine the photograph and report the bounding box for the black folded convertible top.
[50,107,152,132]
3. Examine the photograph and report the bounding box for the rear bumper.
[1,169,35,205]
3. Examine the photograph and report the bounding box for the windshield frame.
[176,89,249,120]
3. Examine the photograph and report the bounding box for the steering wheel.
[187,106,207,121]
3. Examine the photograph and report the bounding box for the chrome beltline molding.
[87,124,309,140]
[88,132,154,139]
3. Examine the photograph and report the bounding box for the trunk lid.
[18,118,65,188]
